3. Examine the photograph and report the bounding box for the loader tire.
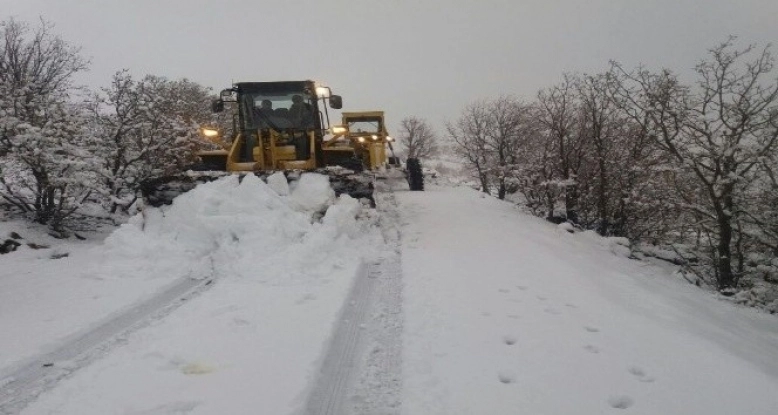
[339,157,365,173]
[407,157,424,191]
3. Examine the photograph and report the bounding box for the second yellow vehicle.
[323,111,397,171]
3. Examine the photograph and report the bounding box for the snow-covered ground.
[1,177,778,414]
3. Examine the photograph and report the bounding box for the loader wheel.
[406,157,424,191]
[192,154,227,171]
[339,157,365,173]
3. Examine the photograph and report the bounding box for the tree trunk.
[716,214,734,290]
[715,191,735,291]
[479,173,490,194]
[546,191,555,219]
[596,157,609,235]
[565,183,579,224]
[611,196,627,237]
[497,177,506,200]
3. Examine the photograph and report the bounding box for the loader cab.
[210,80,343,172]
[243,91,315,130]
[233,81,327,132]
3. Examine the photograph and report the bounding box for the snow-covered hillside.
[1,177,777,414]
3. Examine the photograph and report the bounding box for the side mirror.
[329,95,343,110]
[211,99,225,113]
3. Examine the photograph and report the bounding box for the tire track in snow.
[303,261,374,415]
[0,273,216,414]
[304,180,404,415]
[350,186,404,414]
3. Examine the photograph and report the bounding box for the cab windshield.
[347,118,382,135]
[243,92,315,130]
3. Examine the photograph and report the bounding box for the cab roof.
[342,111,385,119]
[234,81,315,94]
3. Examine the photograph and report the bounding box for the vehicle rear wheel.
[406,157,424,191]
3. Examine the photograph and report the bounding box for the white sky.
[2,0,777,132]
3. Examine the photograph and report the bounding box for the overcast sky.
[2,0,777,133]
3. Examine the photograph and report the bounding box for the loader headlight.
[371,134,378,140]
[357,136,366,143]
[201,128,219,138]
[316,86,331,98]
[386,136,394,142]
[330,126,347,135]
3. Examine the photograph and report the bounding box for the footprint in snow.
[628,366,655,383]
[584,326,600,333]
[516,285,529,291]
[210,305,240,316]
[497,371,517,384]
[135,401,201,414]
[498,288,510,294]
[565,303,578,308]
[583,344,600,354]
[181,362,216,375]
[543,307,561,315]
[503,335,518,345]
[536,296,548,301]
[232,317,250,326]
[607,395,634,409]
[295,293,317,305]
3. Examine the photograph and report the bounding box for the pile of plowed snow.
[93,172,377,282]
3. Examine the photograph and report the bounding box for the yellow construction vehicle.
[322,110,423,190]
[141,80,390,206]
[199,80,343,172]
[323,111,398,172]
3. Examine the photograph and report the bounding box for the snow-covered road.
[2,177,778,414]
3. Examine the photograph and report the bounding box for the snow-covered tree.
[512,120,561,218]
[0,18,93,231]
[398,116,439,159]
[536,74,587,223]
[448,101,493,194]
[482,96,529,200]
[613,39,778,291]
[449,97,534,200]
[87,71,209,213]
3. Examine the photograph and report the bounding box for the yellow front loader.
[141,81,378,206]
[198,80,342,172]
